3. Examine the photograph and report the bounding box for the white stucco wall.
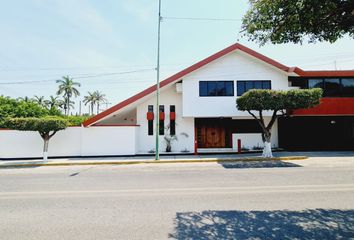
[0,126,138,159]
[0,127,82,159]
[81,126,137,156]
[182,50,290,117]
[136,86,195,153]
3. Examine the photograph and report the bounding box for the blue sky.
[0,0,353,113]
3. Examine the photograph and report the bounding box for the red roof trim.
[296,70,354,77]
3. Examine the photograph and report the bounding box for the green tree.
[236,88,322,157]
[93,90,107,114]
[33,95,47,108]
[17,96,33,102]
[83,91,96,115]
[242,0,354,45]
[56,76,80,115]
[4,117,68,161]
[0,96,48,126]
[45,95,60,109]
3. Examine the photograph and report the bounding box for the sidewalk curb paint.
[0,156,307,168]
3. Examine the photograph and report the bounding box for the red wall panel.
[292,98,354,115]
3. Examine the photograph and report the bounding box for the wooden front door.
[197,119,228,148]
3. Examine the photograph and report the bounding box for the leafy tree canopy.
[4,117,68,134]
[236,88,323,111]
[0,96,87,127]
[0,96,49,126]
[242,0,354,45]
[65,115,91,126]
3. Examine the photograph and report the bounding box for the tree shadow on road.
[69,166,95,177]
[169,209,354,239]
[218,160,302,169]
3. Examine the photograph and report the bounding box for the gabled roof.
[83,43,354,127]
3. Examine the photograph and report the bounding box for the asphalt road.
[1,159,354,239]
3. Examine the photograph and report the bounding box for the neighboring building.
[83,43,354,154]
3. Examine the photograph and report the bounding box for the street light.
[155,0,162,160]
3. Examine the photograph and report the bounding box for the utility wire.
[0,68,154,85]
[163,16,242,22]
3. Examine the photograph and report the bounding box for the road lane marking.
[1,184,354,198]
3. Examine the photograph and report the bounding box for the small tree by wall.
[163,124,189,152]
[236,88,322,158]
[4,117,68,160]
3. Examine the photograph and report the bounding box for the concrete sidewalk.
[1,151,354,168]
[0,152,309,168]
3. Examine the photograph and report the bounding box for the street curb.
[0,156,308,168]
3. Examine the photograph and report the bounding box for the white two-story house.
[83,43,337,154]
[3,43,354,159]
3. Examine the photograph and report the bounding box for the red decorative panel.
[170,112,176,120]
[159,112,165,120]
[292,98,354,115]
[146,112,154,120]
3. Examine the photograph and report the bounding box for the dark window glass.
[199,82,208,96]
[237,80,271,96]
[170,105,176,135]
[148,105,153,136]
[148,121,153,135]
[237,81,246,96]
[216,82,226,95]
[307,78,354,97]
[225,82,234,96]
[262,81,271,89]
[159,105,164,135]
[342,79,354,96]
[170,120,176,135]
[232,120,262,133]
[324,78,341,96]
[254,81,262,89]
[308,79,323,89]
[199,81,234,96]
[159,120,164,135]
[245,81,253,91]
[207,82,217,96]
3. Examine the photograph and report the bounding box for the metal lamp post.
[155,0,162,160]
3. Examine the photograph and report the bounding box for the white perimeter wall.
[183,50,290,117]
[0,126,137,159]
[136,86,195,153]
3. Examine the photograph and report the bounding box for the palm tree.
[93,90,107,114]
[17,96,33,102]
[45,95,60,109]
[83,91,96,115]
[57,99,66,113]
[33,95,46,108]
[58,98,75,115]
[56,76,80,115]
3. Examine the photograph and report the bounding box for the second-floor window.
[308,78,354,97]
[237,80,271,96]
[199,81,234,97]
